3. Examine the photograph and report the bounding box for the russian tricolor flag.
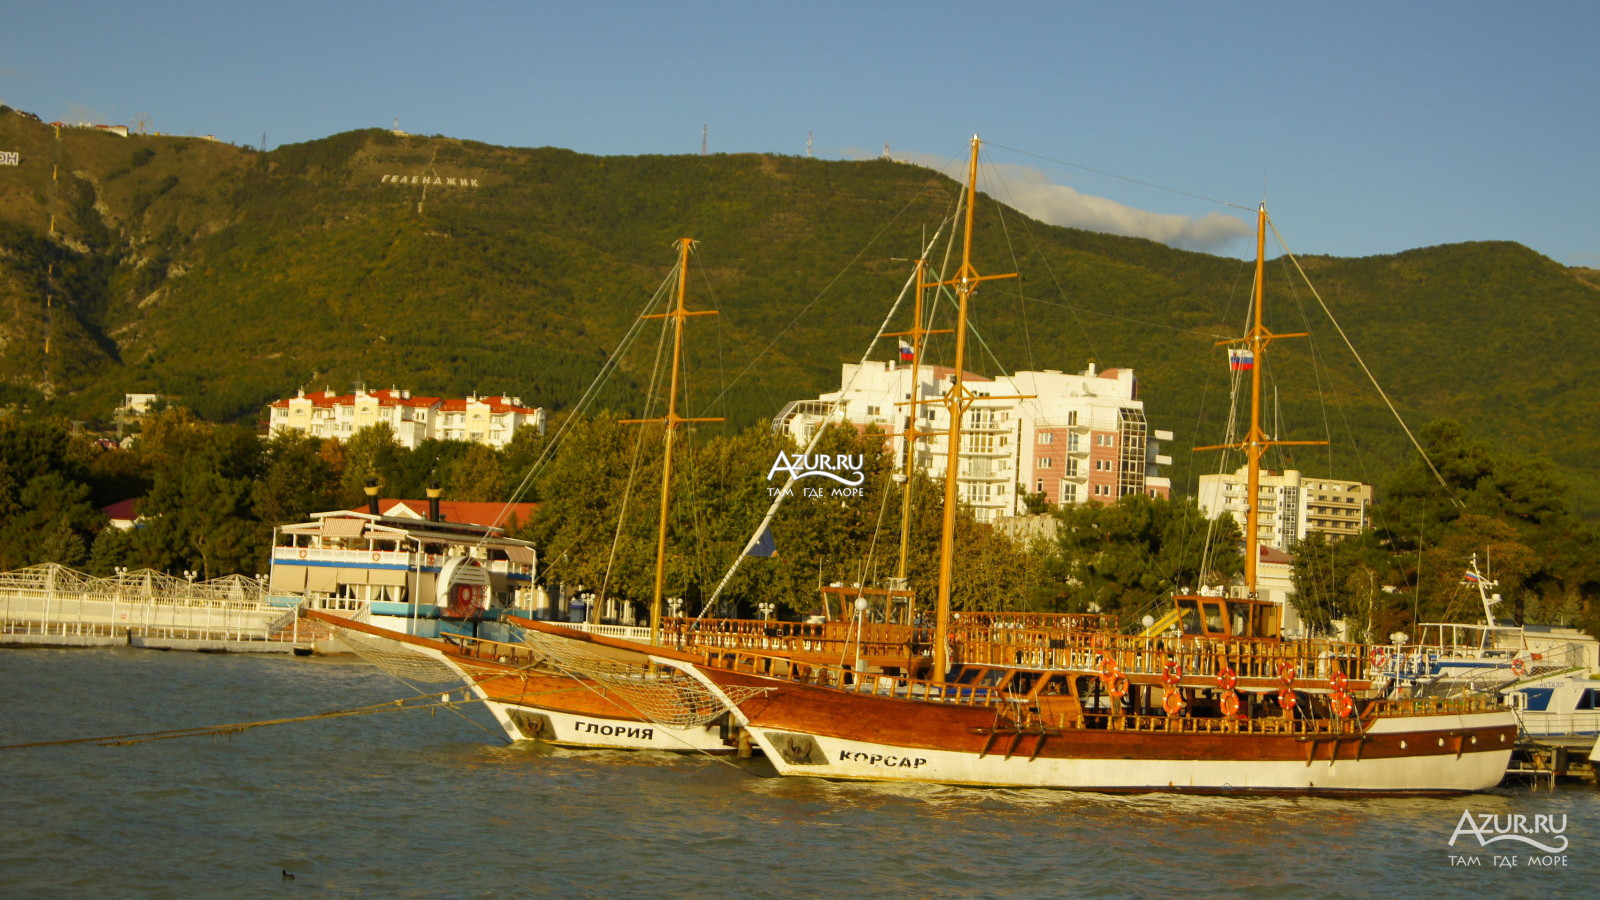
[898,340,915,362]
[1464,571,1483,583]
[1229,348,1254,371]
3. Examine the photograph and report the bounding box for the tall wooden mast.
[926,137,1018,678]
[624,238,721,645]
[1195,205,1322,597]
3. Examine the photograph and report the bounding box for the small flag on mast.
[898,340,915,362]
[1229,348,1255,371]
[746,524,777,558]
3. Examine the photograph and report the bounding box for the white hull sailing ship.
[305,607,744,752]
[649,137,1517,794]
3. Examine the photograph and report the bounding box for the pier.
[1506,735,1598,788]
[0,563,315,653]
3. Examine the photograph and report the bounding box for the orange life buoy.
[1221,690,1241,717]
[1511,658,1526,677]
[1107,674,1129,700]
[1162,687,1184,717]
[1370,647,1388,668]
[1278,663,1297,687]
[1331,670,1349,693]
[1162,658,1183,686]
[1098,653,1118,676]
[1331,690,1354,718]
[1215,666,1238,691]
[372,552,381,562]
[1277,687,1297,711]
[298,548,307,559]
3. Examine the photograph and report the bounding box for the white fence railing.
[0,562,299,644]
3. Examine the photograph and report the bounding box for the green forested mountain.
[3,108,1598,514]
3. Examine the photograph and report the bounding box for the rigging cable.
[595,277,678,609]
[495,266,679,522]
[696,220,955,615]
[1267,217,1464,509]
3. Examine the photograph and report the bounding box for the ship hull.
[670,661,1518,795]
[480,697,733,753]
[309,610,736,753]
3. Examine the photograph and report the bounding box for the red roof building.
[267,388,545,449]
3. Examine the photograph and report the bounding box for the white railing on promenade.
[0,562,298,644]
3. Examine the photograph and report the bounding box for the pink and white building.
[773,361,1172,523]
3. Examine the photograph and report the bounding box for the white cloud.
[893,151,1251,254]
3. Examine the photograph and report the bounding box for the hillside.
[3,108,1598,514]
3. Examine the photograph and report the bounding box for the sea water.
[1,647,1595,899]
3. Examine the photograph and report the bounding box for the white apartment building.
[1196,466,1373,551]
[772,361,1172,523]
[267,388,546,449]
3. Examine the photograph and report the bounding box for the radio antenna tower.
[701,124,707,156]
[807,131,813,158]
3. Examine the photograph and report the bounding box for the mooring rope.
[0,689,468,751]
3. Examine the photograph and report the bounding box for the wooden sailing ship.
[302,238,969,752]
[648,137,1519,793]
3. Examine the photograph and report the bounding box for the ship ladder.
[974,725,1055,761]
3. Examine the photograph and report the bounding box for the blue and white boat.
[1371,556,1599,740]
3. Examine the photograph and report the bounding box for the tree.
[1378,419,1597,636]
[445,443,508,501]
[1047,494,1239,623]
[254,430,339,526]
[0,419,103,569]
[134,418,266,578]
[1289,531,1389,640]
[339,422,405,507]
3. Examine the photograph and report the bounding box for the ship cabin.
[815,584,916,625]
[268,508,537,637]
[1172,593,1282,641]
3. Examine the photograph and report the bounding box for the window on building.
[1037,457,1054,468]
[1039,432,1053,444]
[1067,411,1078,426]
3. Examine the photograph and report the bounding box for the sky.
[3,1,1597,266]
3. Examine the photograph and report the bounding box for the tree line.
[1,409,1595,637]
